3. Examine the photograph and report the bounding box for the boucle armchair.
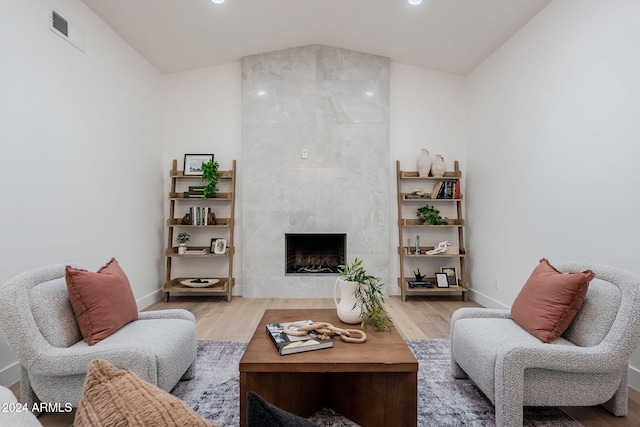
[0,263,197,408]
[451,261,640,427]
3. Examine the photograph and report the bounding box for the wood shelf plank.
[163,277,230,294]
[165,246,231,257]
[170,170,234,179]
[401,218,465,227]
[169,192,232,201]
[400,171,461,179]
[166,218,232,227]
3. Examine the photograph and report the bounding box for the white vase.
[431,155,446,177]
[178,244,187,255]
[334,278,362,324]
[417,149,432,177]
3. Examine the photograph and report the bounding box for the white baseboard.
[136,289,164,310]
[468,289,509,310]
[0,361,20,388]
[628,365,640,391]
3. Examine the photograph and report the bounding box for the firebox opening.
[285,233,346,275]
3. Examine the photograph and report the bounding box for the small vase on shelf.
[178,244,187,255]
[417,149,432,177]
[431,155,446,177]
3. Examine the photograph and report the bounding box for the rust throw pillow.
[510,258,594,343]
[74,359,216,427]
[66,258,138,345]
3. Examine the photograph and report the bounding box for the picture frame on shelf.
[183,154,214,176]
[210,238,222,254]
[435,272,449,288]
[214,238,227,254]
[441,266,458,286]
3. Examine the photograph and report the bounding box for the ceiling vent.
[50,9,84,51]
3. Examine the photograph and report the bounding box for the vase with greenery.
[336,258,393,332]
[416,204,449,225]
[201,160,222,199]
[176,232,190,254]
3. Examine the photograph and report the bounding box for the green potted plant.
[335,258,393,332]
[416,204,449,225]
[176,232,190,254]
[201,160,222,199]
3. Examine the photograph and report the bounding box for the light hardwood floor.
[18,295,640,426]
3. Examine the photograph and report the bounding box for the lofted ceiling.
[81,0,552,76]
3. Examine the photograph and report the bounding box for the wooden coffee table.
[239,309,418,426]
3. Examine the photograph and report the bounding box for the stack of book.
[266,320,333,355]
[185,206,213,225]
[430,180,461,199]
[183,186,205,198]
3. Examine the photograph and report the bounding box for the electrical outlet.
[494,276,500,289]
[301,149,308,159]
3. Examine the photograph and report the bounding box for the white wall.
[162,63,243,293]
[466,0,640,385]
[0,0,163,385]
[389,64,468,294]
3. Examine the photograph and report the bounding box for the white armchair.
[0,264,197,408]
[451,261,640,427]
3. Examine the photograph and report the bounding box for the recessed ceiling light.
[408,0,423,5]
[211,0,225,4]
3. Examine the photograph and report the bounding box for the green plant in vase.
[416,204,449,225]
[201,160,222,199]
[337,258,393,332]
[175,232,190,254]
[175,232,190,245]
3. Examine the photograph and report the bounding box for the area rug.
[171,339,582,426]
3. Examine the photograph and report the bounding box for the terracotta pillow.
[74,359,216,427]
[66,258,138,345]
[510,258,594,343]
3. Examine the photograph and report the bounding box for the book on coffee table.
[266,320,333,355]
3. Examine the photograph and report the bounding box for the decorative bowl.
[180,278,219,288]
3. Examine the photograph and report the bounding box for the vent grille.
[49,9,84,51]
[52,11,68,37]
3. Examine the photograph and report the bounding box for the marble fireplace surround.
[241,45,390,298]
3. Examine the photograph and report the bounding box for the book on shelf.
[430,182,443,199]
[187,207,212,225]
[408,281,434,288]
[183,191,205,198]
[404,193,430,200]
[266,320,333,355]
[188,186,205,194]
[430,180,457,199]
[183,248,207,255]
[442,181,451,199]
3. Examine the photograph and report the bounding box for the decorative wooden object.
[163,159,236,302]
[396,160,469,301]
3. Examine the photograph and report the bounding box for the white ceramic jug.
[431,154,446,177]
[417,149,432,177]
[334,278,362,324]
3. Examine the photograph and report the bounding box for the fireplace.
[285,233,346,275]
